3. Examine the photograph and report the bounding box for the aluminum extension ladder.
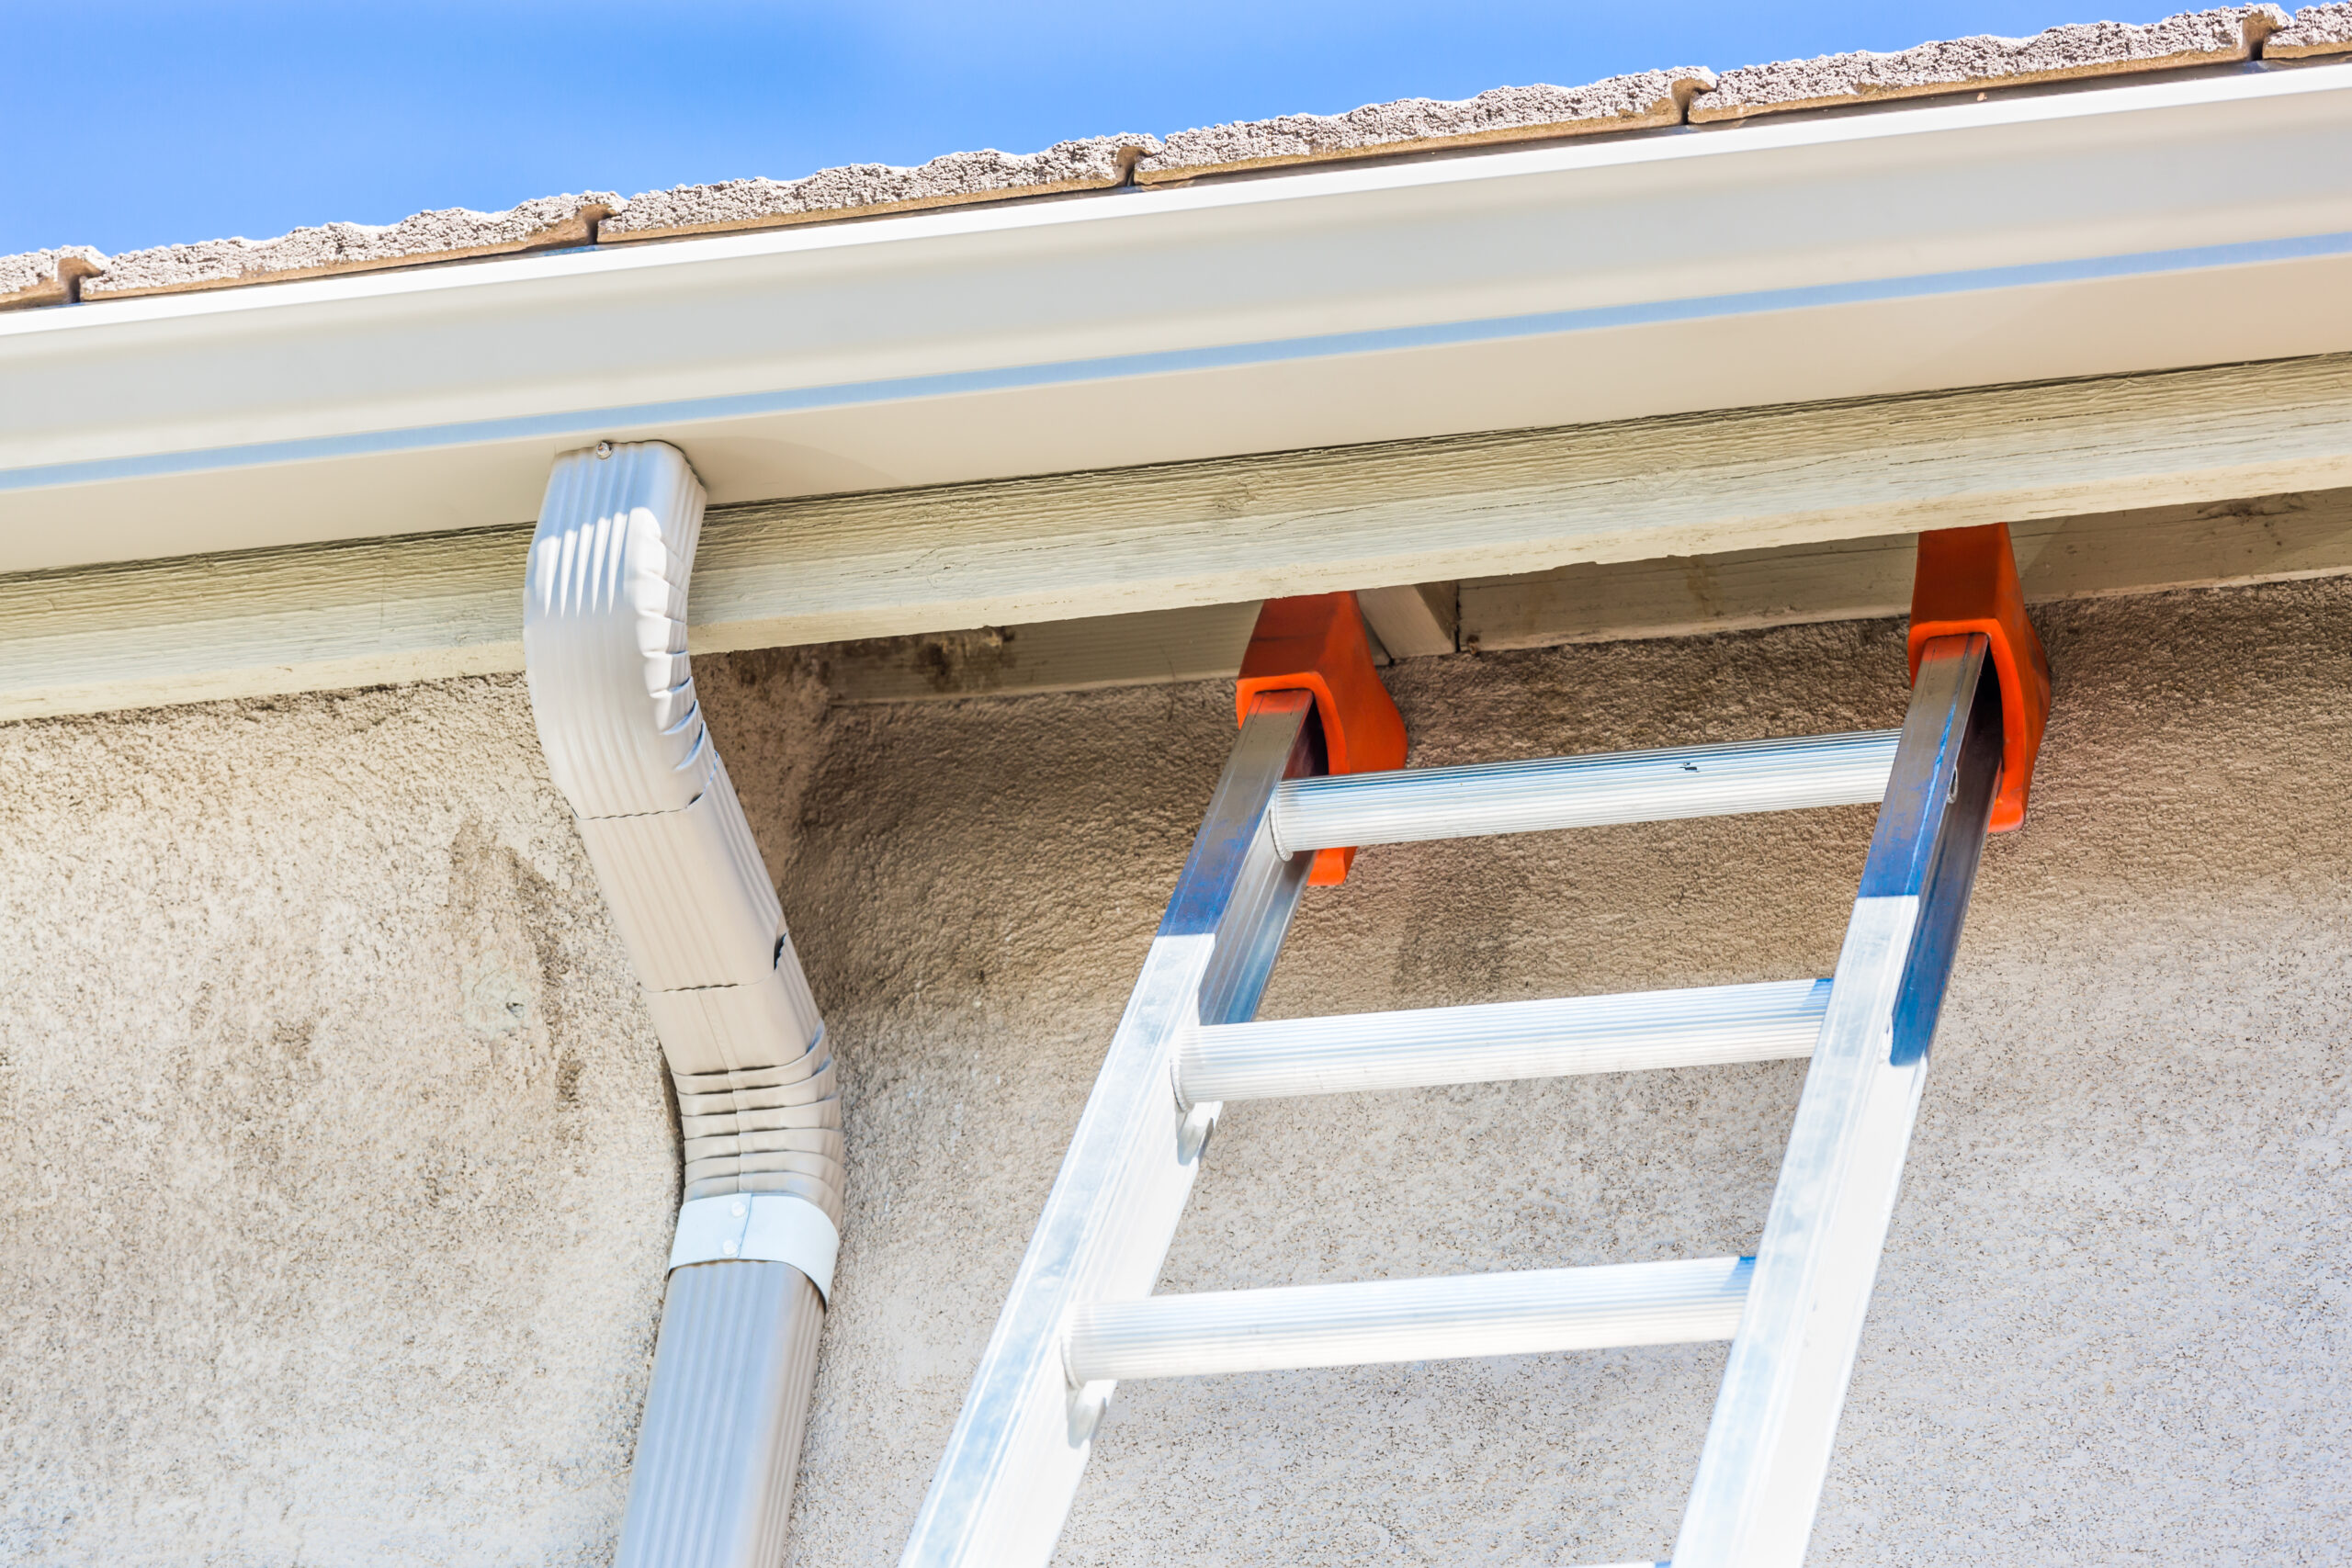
[902,524,2052,1568]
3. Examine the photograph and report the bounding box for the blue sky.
[4,1,2195,257]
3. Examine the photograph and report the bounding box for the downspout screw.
[594,440,614,458]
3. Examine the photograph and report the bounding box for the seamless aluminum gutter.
[5,62,2352,576]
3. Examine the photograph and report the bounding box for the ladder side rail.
[1271,729,1898,851]
[1671,635,2005,1568]
[899,692,1322,1568]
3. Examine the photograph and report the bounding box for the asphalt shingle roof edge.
[7,4,2347,310]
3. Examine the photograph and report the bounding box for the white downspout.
[523,440,841,1567]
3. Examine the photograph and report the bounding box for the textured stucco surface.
[784,581,2352,1566]
[4,580,2350,1562]
[0,680,675,1562]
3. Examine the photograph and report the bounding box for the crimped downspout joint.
[524,439,842,1565]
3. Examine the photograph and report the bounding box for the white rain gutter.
[6,62,2352,575]
[523,441,840,1566]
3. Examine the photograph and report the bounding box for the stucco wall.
[3,580,2347,1562]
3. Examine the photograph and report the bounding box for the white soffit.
[5,62,2352,575]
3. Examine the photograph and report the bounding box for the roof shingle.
[599,135,1158,243]
[7,5,2347,312]
[2267,0,2352,53]
[1133,71,1714,184]
[80,193,617,301]
[1692,5,2287,121]
[0,247,105,310]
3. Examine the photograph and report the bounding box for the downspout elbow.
[524,439,840,1566]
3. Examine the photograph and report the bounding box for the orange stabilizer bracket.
[1235,592,1408,884]
[1907,523,2052,832]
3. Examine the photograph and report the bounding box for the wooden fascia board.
[820,488,2352,702]
[6,353,2352,722]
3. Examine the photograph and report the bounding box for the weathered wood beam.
[1,525,530,721]
[1357,584,1460,660]
[813,487,2352,704]
[6,355,2352,721]
[1461,488,2352,650]
[819,604,1264,705]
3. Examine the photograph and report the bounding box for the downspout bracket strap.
[669,1192,841,1303]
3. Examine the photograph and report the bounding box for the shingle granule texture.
[1691,5,2288,122]
[2268,1,2352,54]
[1133,71,1715,184]
[13,5,2346,309]
[82,193,619,299]
[0,247,106,310]
[601,134,1159,242]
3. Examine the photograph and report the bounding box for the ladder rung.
[1064,1257,1753,1382]
[1270,730,1898,852]
[1178,978,1828,1103]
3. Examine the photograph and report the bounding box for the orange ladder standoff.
[902,525,2050,1568]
